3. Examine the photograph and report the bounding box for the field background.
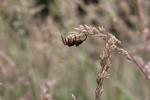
[0,0,150,100]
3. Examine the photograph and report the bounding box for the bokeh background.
[0,0,150,100]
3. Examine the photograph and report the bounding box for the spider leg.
[61,34,67,45]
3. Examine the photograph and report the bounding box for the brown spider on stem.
[62,25,132,100]
[61,31,88,46]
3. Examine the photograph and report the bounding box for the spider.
[61,32,88,47]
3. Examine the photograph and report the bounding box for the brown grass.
[62,25,133,100]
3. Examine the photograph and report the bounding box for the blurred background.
[0,0,150,100]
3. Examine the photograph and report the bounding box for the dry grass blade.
[135,0,150,40]
[131,56,150,80]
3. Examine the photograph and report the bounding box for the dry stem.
[134,0,150,80]
[135,0,149,40]
[72,94,77,100]
[135,0,145,34]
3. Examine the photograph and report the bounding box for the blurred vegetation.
[0,0,150,100]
